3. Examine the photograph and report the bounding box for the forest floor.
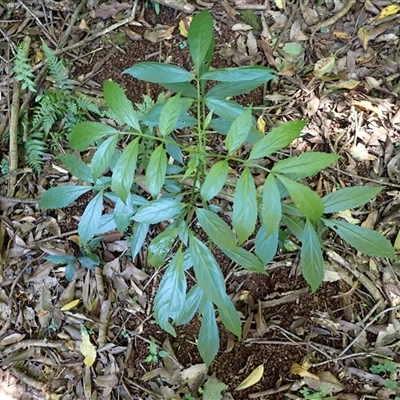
[0,0,400,399]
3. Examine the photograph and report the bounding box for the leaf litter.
[0,0,400,399]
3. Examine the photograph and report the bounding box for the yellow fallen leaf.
[257,116,266,134]
[61,299,80,311]
[273,0,286,10]
[376,4,400,19]
[290,363,320,380]
[179,16,192,37]
[357,27,369,50]
[235,364,264,391]
[80,330,96,366]
[333,31,351,39]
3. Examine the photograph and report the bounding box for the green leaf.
[281,214,305,242]
[249,120,306,160]
[70,122,118,151]
[45,255,76,264]
[154,248,186,336]
[133,198,186,224]
[233,167,257,244]
[159,82,198,98]
[159,93,181,137]
[205,98,247,122]
[123,62,194,84]
[277,175,324,221]
[78,191,103,245]
[262,174,281,236]
[201,160,228,201]
[220,246,265,273]
[301,219,324,292]
[39,186,91,209]
[205,78,270,99]
[196,208,237,250]
[146,144,167,197]
[217,299,241,338]
[59,155,92,183]
[189,235,227,308]
[255,225,278,265]
[322,219,396,259]
[112,137,139,203]
[323,186,383,213]
[188,10,214,72]
[114,197,134,233]
[201,66,276,82]
[198,298,219,367]
[91,135,118,181]
[65,263,76,282]
[271,152,340,180]
[103,80,141,131]
[225,107,252,154]
[203,374,228,400]
[131,222,150,260]
[147,226,181,268]
[175,284,203,325]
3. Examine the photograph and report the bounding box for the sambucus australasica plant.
[39,10,396,366]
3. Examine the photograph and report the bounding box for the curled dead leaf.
[235,364,264,390]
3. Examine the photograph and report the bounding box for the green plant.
[299,386,327,400]
[145,338,168,363]
[370,360,399,395]
[21,41,107,172]
[44,237,101,281]
[145,0,161,15]
[12,41,36,92]
[39,10,396,366]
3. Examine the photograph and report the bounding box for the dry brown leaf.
[91,2,131,20]
[357,27,369,50]
[348,143,375,161]
[304,371,344,394]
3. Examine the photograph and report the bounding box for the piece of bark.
[154,0,195,13]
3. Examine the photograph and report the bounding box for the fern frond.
[25,131,46,173]
[13,42,36,92]
[41,40,70,89]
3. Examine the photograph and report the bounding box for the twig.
[309,0,357,31]
[7,37,30,196]
[339,305,400,357]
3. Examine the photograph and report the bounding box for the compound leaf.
[78,191,103,245]
[123,62,194,84]
[201,160,228,201]
[322,218,396,258]
[225,107,252,154]
[233,167,257,244]
[112,138,140,203]
[301,219,324,292]
[323,186,383,213]
[103,80,141,131]
[146,144,167,197]
[39,186,91,209]
[262,173,281,236]
[198,298,219,367]
[272,152,340,180]
[249,120,306,160]
[196,208,237,250]
[70,122,118,151]
[277,175,323,221]
[154,247,186,336]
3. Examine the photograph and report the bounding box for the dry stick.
[309,0,357,31]
[7,36,30,196]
